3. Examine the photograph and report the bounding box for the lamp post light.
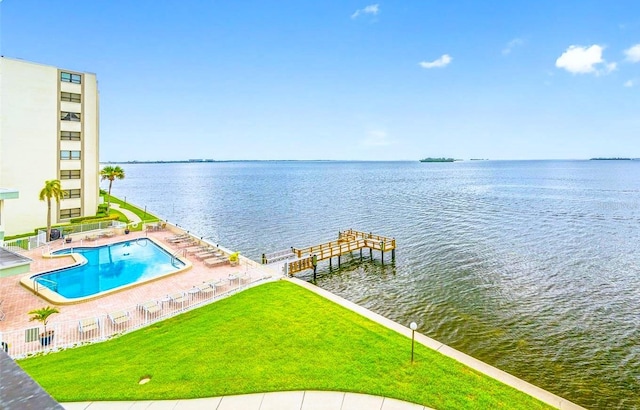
[410,322,418,363]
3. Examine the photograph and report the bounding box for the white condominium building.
[0,57,100,239]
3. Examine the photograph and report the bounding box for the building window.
[63,189,81,199]
[60,208,81,219]
[61,72,81,84]
[60,150,81,160]
[61,111,81,122]
[61,92,81,103]
[60,170,81,179]
[60,131,81,141]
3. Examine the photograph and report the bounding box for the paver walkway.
[61,391,433,410]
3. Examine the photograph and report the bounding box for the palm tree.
[100,165,125,213]
[39,179,65,242]
[28,306,60,335]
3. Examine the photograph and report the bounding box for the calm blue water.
[35,238,184,298]
[114,160,640,409]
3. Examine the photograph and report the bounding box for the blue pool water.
[33,238,185,299]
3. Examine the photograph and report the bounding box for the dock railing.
[280,229,396,276]
[261,249,296,264]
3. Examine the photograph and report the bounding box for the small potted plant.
[62,227,74,243]
[124,225,130,234]
[229,251,240,266]
[28,306,60,346]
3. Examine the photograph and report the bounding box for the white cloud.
[624,44,640,62]
[502,38,524,55]
[351,4,379,19]
[419,54,452,69]
[624,79,636,87]
[361,130,392,147]
[555,45,616,75]
[604,62,617,73]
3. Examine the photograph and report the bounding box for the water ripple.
[117,160,640,409]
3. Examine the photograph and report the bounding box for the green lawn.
[18,281,551,409]
[104,194,160,224]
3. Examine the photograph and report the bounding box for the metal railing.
[2,221,120,252]
[262,248,296,264]
[34,278,59,293]
[2,236,39,252]
[0,271,271,359]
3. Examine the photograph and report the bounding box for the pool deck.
[0,228,272,333]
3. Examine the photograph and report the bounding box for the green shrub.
[69,215,119,224]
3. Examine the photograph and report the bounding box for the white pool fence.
[0,272,271,359]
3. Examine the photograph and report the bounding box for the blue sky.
[1,1,639,160]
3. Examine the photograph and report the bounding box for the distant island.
[590,157,635,161]
[470,158,489,161]
[419,157,458,163]
[101,159,218,164]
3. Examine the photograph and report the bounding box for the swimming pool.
[30,238,186,300]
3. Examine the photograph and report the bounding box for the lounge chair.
[237,272,252,285]
[177,239,198,248]
[172,235,192,242]
[139,300,161,315]
[166,234,189,243]
[195,249,223,260]
[206,278,228,291]
[78,317,100,334]
[108,310,131,326]
[168,238,192,246]
[186,245,209,254]
[168,292,186,304]
[204,256,229,267]
[166,232,188,239]
[192,283,215,295]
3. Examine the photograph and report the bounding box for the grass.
[17,281,552,409]
[108,209,129,224]
[4,195,155,240]
[104,194,159,224]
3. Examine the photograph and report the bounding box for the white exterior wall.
[0,57,99,236]
[81,72,100,218]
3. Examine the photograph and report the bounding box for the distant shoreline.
[589,157,637,161]
[419,157,458,163]
[99,158,639,164]
[100,159,337,164]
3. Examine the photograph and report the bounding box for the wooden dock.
[262,229,396,277]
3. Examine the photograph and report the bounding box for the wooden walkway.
[262,229,396,276]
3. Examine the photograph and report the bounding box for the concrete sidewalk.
[62,391,433,410]
[109,203,142,224]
